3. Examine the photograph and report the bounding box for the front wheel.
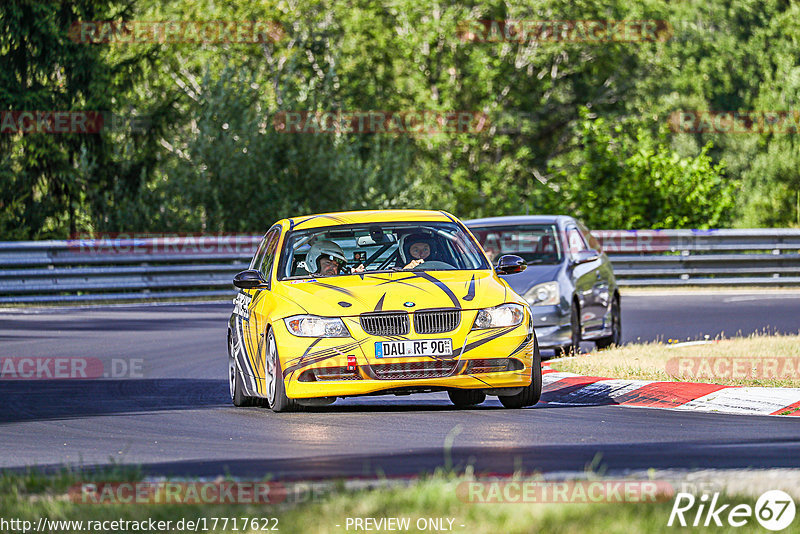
[499,336,542,409]
[229,332,258,407]
[266,328,297,413]
[595,295,621,349]
[555,303,581,356]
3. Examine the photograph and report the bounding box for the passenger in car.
[305,240,365,276]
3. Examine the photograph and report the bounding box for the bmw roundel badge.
[403,301,415,308]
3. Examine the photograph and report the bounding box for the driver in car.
[305,240,364,276]
[400,234,438,269]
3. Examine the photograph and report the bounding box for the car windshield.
[468,224,563,265]
[278,221,489,279]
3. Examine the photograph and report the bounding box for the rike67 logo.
[668,490,796,531]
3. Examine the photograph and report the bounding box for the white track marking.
[677,387,800,415]
[546,379,654,406]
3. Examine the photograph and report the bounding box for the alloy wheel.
[265,332,278,407]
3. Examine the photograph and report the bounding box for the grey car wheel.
[556,302,581,356]
[596,295,621,349]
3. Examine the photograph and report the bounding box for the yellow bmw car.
[227,209,540,412]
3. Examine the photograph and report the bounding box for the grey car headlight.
[472,303,525,330]
[524,281,559,306]
[284,315,350,337]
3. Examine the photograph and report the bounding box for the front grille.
[371,360,458,380]
[360,312,409,336]
[413,309,461,334]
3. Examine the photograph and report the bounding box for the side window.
[257,228,281,286]
[249,234,269,271]
[566,226,588,257]
[576,221,602,252]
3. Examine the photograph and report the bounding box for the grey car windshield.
[278,222,489,279]
[469,224,563,265]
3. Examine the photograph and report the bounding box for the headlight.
[472,303,525,330]
[524,281,559,306]
[284,315,350,337]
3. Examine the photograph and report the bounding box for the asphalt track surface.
[1,292,799,479]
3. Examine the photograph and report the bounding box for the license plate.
[374,339,453,358]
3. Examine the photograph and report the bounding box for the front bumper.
[274,311,535,399]
[531,325,572,348]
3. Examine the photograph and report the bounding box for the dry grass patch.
[549,334,800,388]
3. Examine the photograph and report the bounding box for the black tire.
[447,389,486,408]
[499,335,542,408]
[555,302,581,356]
[595,294,621,349]
[229,332,256,407]
[266,328,297,413]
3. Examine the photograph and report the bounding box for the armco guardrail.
[0,236,260,304]
[592,229,800,287]
[0,229,799,304]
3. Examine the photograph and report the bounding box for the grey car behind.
[466,215,621,354]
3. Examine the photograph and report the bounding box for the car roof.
[464,215,574,226]
[283,209,455,231]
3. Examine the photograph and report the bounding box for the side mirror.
[495,254,527,275]
[571,249,600,266]
[233,269,268,289]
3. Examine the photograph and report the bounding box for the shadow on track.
[0,379,230,424]
[21,437,800,480]
[0,376,652,424]
[0,317,224,333]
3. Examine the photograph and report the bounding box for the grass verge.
[0,468,778,534]
[550,333,800,387]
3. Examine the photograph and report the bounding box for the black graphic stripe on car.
[408,271,461,309]
[463,275,476,301]
[454,326,517,357]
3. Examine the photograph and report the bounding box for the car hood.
[502,263,563,295]
[274,270,519,317]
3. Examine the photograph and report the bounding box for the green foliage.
[2,0,797,238]
[553,110,733,229]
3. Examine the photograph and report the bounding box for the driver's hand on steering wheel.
[403,258,425,270]
[352,264,366,273]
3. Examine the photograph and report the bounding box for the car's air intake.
[371,360,458,380]
[413,309,461,334]
[360,312,410,336]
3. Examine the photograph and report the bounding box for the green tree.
[554,110,733,229]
